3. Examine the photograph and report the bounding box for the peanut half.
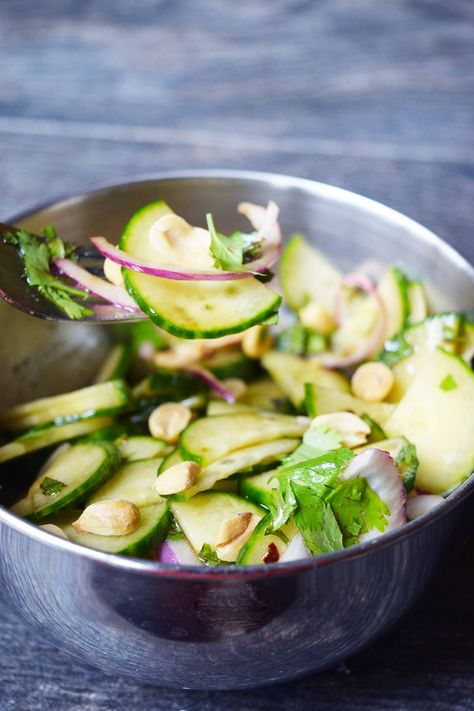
[154,461,201,496]
[351,362,394,402]
[215,511,260,562]
[312,412,371,448]
[72,500,141,537]
[148,402,192,443]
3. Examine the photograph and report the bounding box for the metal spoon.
[0,222,144,324]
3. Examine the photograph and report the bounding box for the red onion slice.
[279,532,312,562]
[156,539,201,565]
[91,237,252,281]
[341,448,407,541]
[55,258,140,312]
[407,494,444,520]
[317,272,387,368]
[186,366,236,404]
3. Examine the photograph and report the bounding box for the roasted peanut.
[215,512,260,562]
[299,302,336,335]
[148,403,192,443]
[72,500,141,536]
[351,362,394,402]
[154,461,200,496]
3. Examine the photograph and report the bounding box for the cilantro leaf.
[440,374,457,391]
[40,477,66,496]
[206,214,244,271]
[206,214,264,272]
[198,543,230,567]
[377,332,413,366]
[328,477,390,546]
[282,424,342,469]
[3,228,92,320]
[268,448,354,530]
[395,439,419,492]
[292,483,344,555]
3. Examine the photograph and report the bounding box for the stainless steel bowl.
[0,171,473,690]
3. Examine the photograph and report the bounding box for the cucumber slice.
[120,200,174,256]
[202,348,259,381]
[407,281,428,324]
[132,368,205,406]
[117,436,168,462]
[237,516,297,565]
[120,201,281,339]
[385,349,474,494]
[0,380,131,432]
[459,320,474,366]
[180,413,308,466]
[354,437,418,492]
[171,492,264,554]
[178,438,299,500]
[88,457,163,508]
[379,312,462,367]
[262,351,349,409]
[124,271,281,339]
[241,378,292,412]
[24,441,120,522]
[158,447,183,474]
[206,378,292,416]
[206,401,257,416]
[332,267,409,357]
[94,343,131,384]
[60,502,170,557]
[378,267,409,339]
[304,383,394,426]
[0,416,113,465]
[280,234,342,313]
[239,468,279,507]
[380,312,463,401]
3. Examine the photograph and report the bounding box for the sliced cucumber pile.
[5,195,472,567]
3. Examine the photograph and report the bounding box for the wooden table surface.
[0,1,473,709]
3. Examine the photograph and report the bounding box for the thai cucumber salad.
[2,199,474,566]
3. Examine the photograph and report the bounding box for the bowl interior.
[1,171,473,519]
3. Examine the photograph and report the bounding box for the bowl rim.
[2,168,473,581]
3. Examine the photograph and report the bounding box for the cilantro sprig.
[40,477,66,496]
[3,227,92,319]
[206,213,266,274]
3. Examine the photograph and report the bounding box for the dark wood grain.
[0,1,473,709]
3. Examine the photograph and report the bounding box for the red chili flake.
[262,542,280,564]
